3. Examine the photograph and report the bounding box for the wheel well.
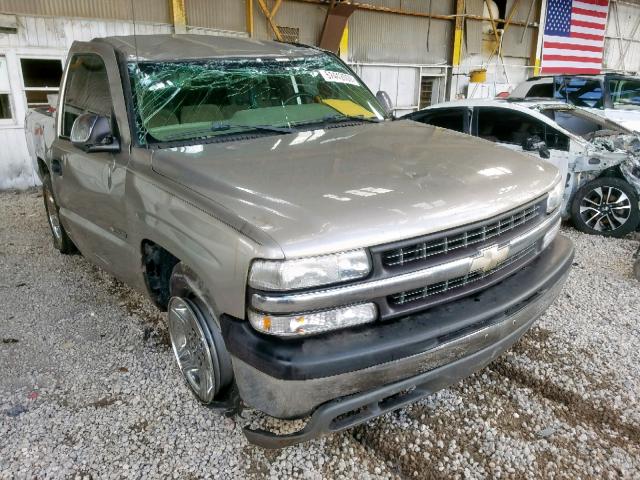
[37,158,48,177]
[141,240,180,311]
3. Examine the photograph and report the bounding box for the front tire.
[168,263,233,404]
[570,177,640,238]
[42,173,76,253]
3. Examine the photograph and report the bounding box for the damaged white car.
[405,99,640,238]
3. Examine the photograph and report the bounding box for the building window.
[0,56,12,120]
[20,58,63,107]
[419,77,435,109]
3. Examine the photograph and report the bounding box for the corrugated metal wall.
[604,0,640,73]
[349,10,451,65]
[348,0,452,65]
[253,1,326,45]
[186,0,247,33]
[0,0,171,24]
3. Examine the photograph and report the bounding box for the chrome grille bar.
[250,211,561,315]
[390,244,538,306]
[382,204,540,268]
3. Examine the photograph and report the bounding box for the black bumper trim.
[243,302,541,449]
[221,236,574,381]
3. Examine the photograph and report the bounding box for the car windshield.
[127,54,386,144]
[539,107,627,139]
[608,78,640,110]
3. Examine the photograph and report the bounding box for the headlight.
[546,178,564,213]
[248,303,377,336]
[248,249,371,291]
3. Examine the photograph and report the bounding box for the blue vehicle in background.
[510,73,640,132]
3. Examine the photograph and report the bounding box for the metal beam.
[532,0,546,75]
[288,0,539,28]
[452,0,464,67]
[489,0,520,58]
[170,0,187,34]
[246,0,254,37]
[256,0,283,41]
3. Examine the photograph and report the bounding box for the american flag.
[541,0,610,74]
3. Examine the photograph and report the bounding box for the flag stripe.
[576,0,609,7]
[572,19,607,29]
[572,7,607,18]
[541,67,602,74]
[543,41,603,52]
[543,54,603,62]
[572,12,607,23]
[543,60,603,69]
[543,48,603,58]
[544,35,604,47]
[573,1,609,13]
[570,31,605,41]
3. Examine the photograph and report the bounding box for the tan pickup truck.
[25,34,573,448]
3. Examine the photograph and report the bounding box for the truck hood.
[151,120,559,257]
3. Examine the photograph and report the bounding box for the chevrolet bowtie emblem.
[470,244,510,273]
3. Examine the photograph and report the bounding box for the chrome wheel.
[167,297,217,403]
[44,186,63,243]
[579,185,631,233]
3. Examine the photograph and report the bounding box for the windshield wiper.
[321,114,382,124]
[211,122,294,133]
[291,114,382,130]
[162,122,294,141]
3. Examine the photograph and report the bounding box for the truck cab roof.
[91,34,318,62]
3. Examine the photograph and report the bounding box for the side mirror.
[375,90,394,117]
[522,135,550,159]
[70,113,120,153]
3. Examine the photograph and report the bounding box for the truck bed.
[25,108,56,182]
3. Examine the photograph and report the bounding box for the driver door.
[50,46,134,280]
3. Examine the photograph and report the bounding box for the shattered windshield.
[608,79,640,110]
[128,54,385,144]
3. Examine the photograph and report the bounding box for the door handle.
[51,159,62,176]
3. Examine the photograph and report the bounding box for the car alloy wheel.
[167,296,217,403]
[579,185,631,233]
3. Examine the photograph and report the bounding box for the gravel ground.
[1,188,639,479]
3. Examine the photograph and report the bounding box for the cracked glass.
[128,54,385,145]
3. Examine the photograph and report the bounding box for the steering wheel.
[283,93,316,105]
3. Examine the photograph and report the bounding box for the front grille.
[389,243,538,306]
[381,203,541,269]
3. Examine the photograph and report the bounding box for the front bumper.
[221,236,573,447]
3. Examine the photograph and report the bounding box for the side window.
[61,54,112,138]
[555,77,603,109]
[411,108,466,133]
[525,82,553,98]
[476,107,569,151]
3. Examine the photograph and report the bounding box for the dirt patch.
[492,360,640,448]
[89,396,120,409]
